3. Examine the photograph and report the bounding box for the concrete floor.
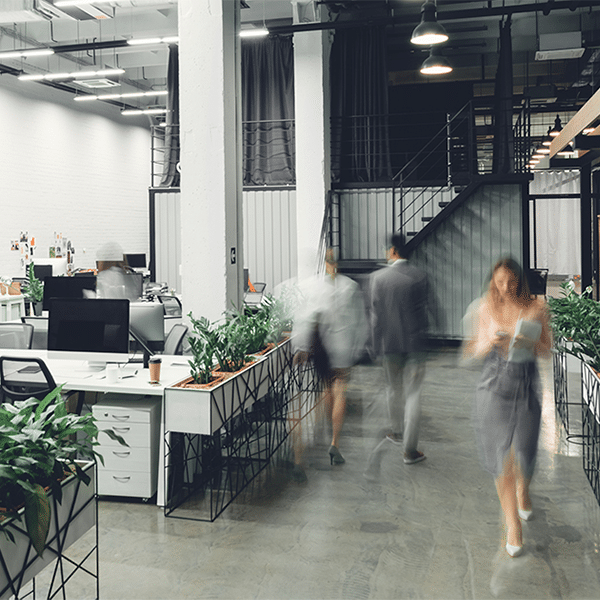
[35,348,600,599]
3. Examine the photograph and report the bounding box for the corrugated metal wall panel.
[243,188,297,294]
[154,191,182,293]
[338,183,524,339]
[339,188,392,260]
[152,189,298,298]
[411,183,523,338]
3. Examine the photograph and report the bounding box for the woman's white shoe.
[518,508,533,521]
[506,543,523,558]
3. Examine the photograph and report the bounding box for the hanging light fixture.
[541,127,553,146]
[549,115,563,137]
[420,46,452,75]
[557,140,575,156]
[411,2,448,46]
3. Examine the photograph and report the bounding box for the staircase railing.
[394,99,531,239]
[393,101,474,237]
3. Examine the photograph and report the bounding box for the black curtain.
[242,35,295,186]
[330,26,392,183]
[492,18,514,174]
[160,44,180,187]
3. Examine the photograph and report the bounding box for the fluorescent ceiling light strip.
[240,29,269,38]
[0,48,54,60]
[75,90,167,102]
[127,37,179,46]
[19,67,125,82]
[122,108,168,116]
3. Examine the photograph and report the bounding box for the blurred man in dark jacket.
[370,233,429,465]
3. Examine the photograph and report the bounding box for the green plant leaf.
[24,484,51,557]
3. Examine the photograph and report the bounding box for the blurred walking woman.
[463,257,551,558]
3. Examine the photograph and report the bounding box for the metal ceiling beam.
[268,0,600,34]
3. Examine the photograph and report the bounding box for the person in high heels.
[462,257,552,558]
[292,248,368,466]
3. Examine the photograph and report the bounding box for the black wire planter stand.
[0,461,99,600]
[163,339,324,522]
[552,348,586,445]
[581,363,600,507]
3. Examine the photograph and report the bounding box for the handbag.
[309,323,332,380]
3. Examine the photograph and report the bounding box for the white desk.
[0,349,189,506]
[0,295,25,322]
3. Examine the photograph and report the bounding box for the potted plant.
[21,263,44,316]
[547,280,600,371]
[0,386,127,598]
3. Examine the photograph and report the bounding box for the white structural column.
[293,25,332,280]
[178,0,243,323]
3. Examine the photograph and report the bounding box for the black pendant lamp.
[411,2,448,46]
[420,46,452,75]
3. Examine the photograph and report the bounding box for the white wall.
[0,74,151,278]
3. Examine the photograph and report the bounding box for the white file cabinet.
[93,395,161,500]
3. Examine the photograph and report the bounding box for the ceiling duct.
[0,0,73,23]
[535,32,585,61]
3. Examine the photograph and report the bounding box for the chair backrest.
[163,324,189,355]
[157,295,183,318]
[21,316,48,349]
[0,356,57,404]
[0,323,34,349]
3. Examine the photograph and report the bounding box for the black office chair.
[157,295,183,318]
[0,323,34,349]
[163,324,189,355]
[0,356,57,404]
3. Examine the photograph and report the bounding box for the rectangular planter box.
[165,339,292,436]
[0,461,96,600]
[165,354,269,436]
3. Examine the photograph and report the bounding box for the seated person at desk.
[91,242,139,301]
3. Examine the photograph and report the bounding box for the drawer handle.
[112,476,131,483]
[112,451,131,458]
[112,415,131,421]
[113,426,130,434]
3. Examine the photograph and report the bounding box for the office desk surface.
[0,349,190,396]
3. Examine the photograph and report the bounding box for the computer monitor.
[125,253,146,269]
[33,257,69,277]
[129,302,164,353]
[33,264,53,283]
[47,298,130,365]
[43,276,97,311]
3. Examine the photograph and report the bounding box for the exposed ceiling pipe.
[268,0,600,35]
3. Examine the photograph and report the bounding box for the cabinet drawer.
[97,446,151,472]
[93,405,152,424]
[98,470,154,498]
[97,422,150,448]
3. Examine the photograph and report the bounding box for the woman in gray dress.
[463,257,552,558]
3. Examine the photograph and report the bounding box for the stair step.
[407,232,417,236]
[439,202,449,208]
[421,217,433,222]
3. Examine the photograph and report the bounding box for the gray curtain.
[492,18,514,174]
[330,26,392,183]
[160,44,180,187]
[242,35,295,186]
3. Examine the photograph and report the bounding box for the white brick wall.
[0,74,151,278]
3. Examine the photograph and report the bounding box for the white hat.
[96,241,124,262]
